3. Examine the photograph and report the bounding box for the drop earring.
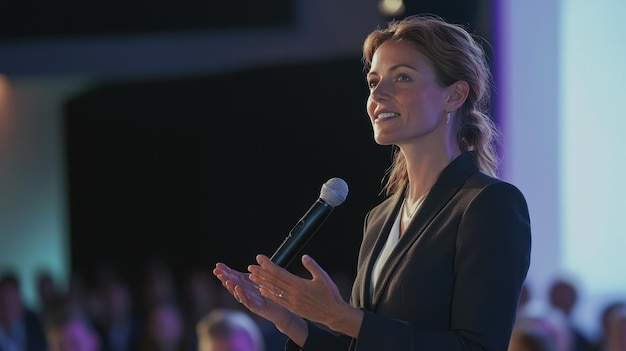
[445,112,451,125]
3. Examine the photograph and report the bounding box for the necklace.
[402,187,431,219]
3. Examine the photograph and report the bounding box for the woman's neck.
[401,145,461,203]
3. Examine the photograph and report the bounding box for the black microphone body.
[270,198,333,268]
[270,177,348,268]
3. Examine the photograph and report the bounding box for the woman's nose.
[370,80,392,101]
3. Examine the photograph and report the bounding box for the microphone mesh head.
[320,177,349,207]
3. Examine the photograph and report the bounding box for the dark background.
[0,0,294,41]
[63,58,390,288]
[3,0,489,290]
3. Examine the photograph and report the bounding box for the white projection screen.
[499,0,626,336]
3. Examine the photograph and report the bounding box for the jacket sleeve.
[449,181,531,350]
[285,320,352,351]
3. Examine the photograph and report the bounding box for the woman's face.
[366,40,450,147]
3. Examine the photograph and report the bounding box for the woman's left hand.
[247,254,362,336]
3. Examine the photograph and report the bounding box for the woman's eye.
[367,80,378,88]
[395,74,411,82]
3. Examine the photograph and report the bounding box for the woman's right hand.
[213,262,308,344]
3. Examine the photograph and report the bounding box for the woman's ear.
[445,81,469,111]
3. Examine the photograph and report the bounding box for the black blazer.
[289,152,531,351]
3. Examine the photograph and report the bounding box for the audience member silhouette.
[182,269,218,324]
[548,276,591,351]
[98,278,142,351]
[590,301,626,351]
[0,271,47,351]
[65,271,89,315]
[602,304,626,351]
[509,324,559,351]
[196,308,265,351]
[35,269,64,322]
[512,307,573,351]
[140,300,188,351]
[140,260,179,315]
[45,304,101,351]
[181,269,219,351]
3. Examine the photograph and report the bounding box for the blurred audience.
[603,304,626,351]
[548,276,592,351]
[140,260,180,316]
[98,277,142,351]
[140,299,188,351]
[514,307,573,351]
[509,324,559,351]
[45,303,101,351]
[35,269,64,322]
[65,271,90,316]
[196,308,265,351]
[181,269,219,351]
[590,301,626,351]
[182,269,218,325]
[2,261,625,351]
[0,271,47,351]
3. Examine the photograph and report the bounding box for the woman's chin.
[373,134,396,146]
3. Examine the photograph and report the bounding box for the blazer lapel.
[357,195,403,310]
[369,152,478,310]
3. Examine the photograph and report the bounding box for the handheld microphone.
[270,177,349,268]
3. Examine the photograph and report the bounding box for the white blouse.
[370,208,401,299]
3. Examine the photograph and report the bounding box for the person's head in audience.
[604,304,626,351]
[45,305,101,351]
[183,268,218,323]
[509,326,558,351]
[141,259,178,311]
[548,276,580,317]
[600,301,626,338]
[36,269,63,317]
[101,277,134,324]
[512,308,572,351]
[141,300,186,351]
[0,272,24,330]
[196,308,265,351]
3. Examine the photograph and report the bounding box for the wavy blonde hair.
[363,15,500,196]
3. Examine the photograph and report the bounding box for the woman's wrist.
[277,312,309,347]
[327,302,364,339]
